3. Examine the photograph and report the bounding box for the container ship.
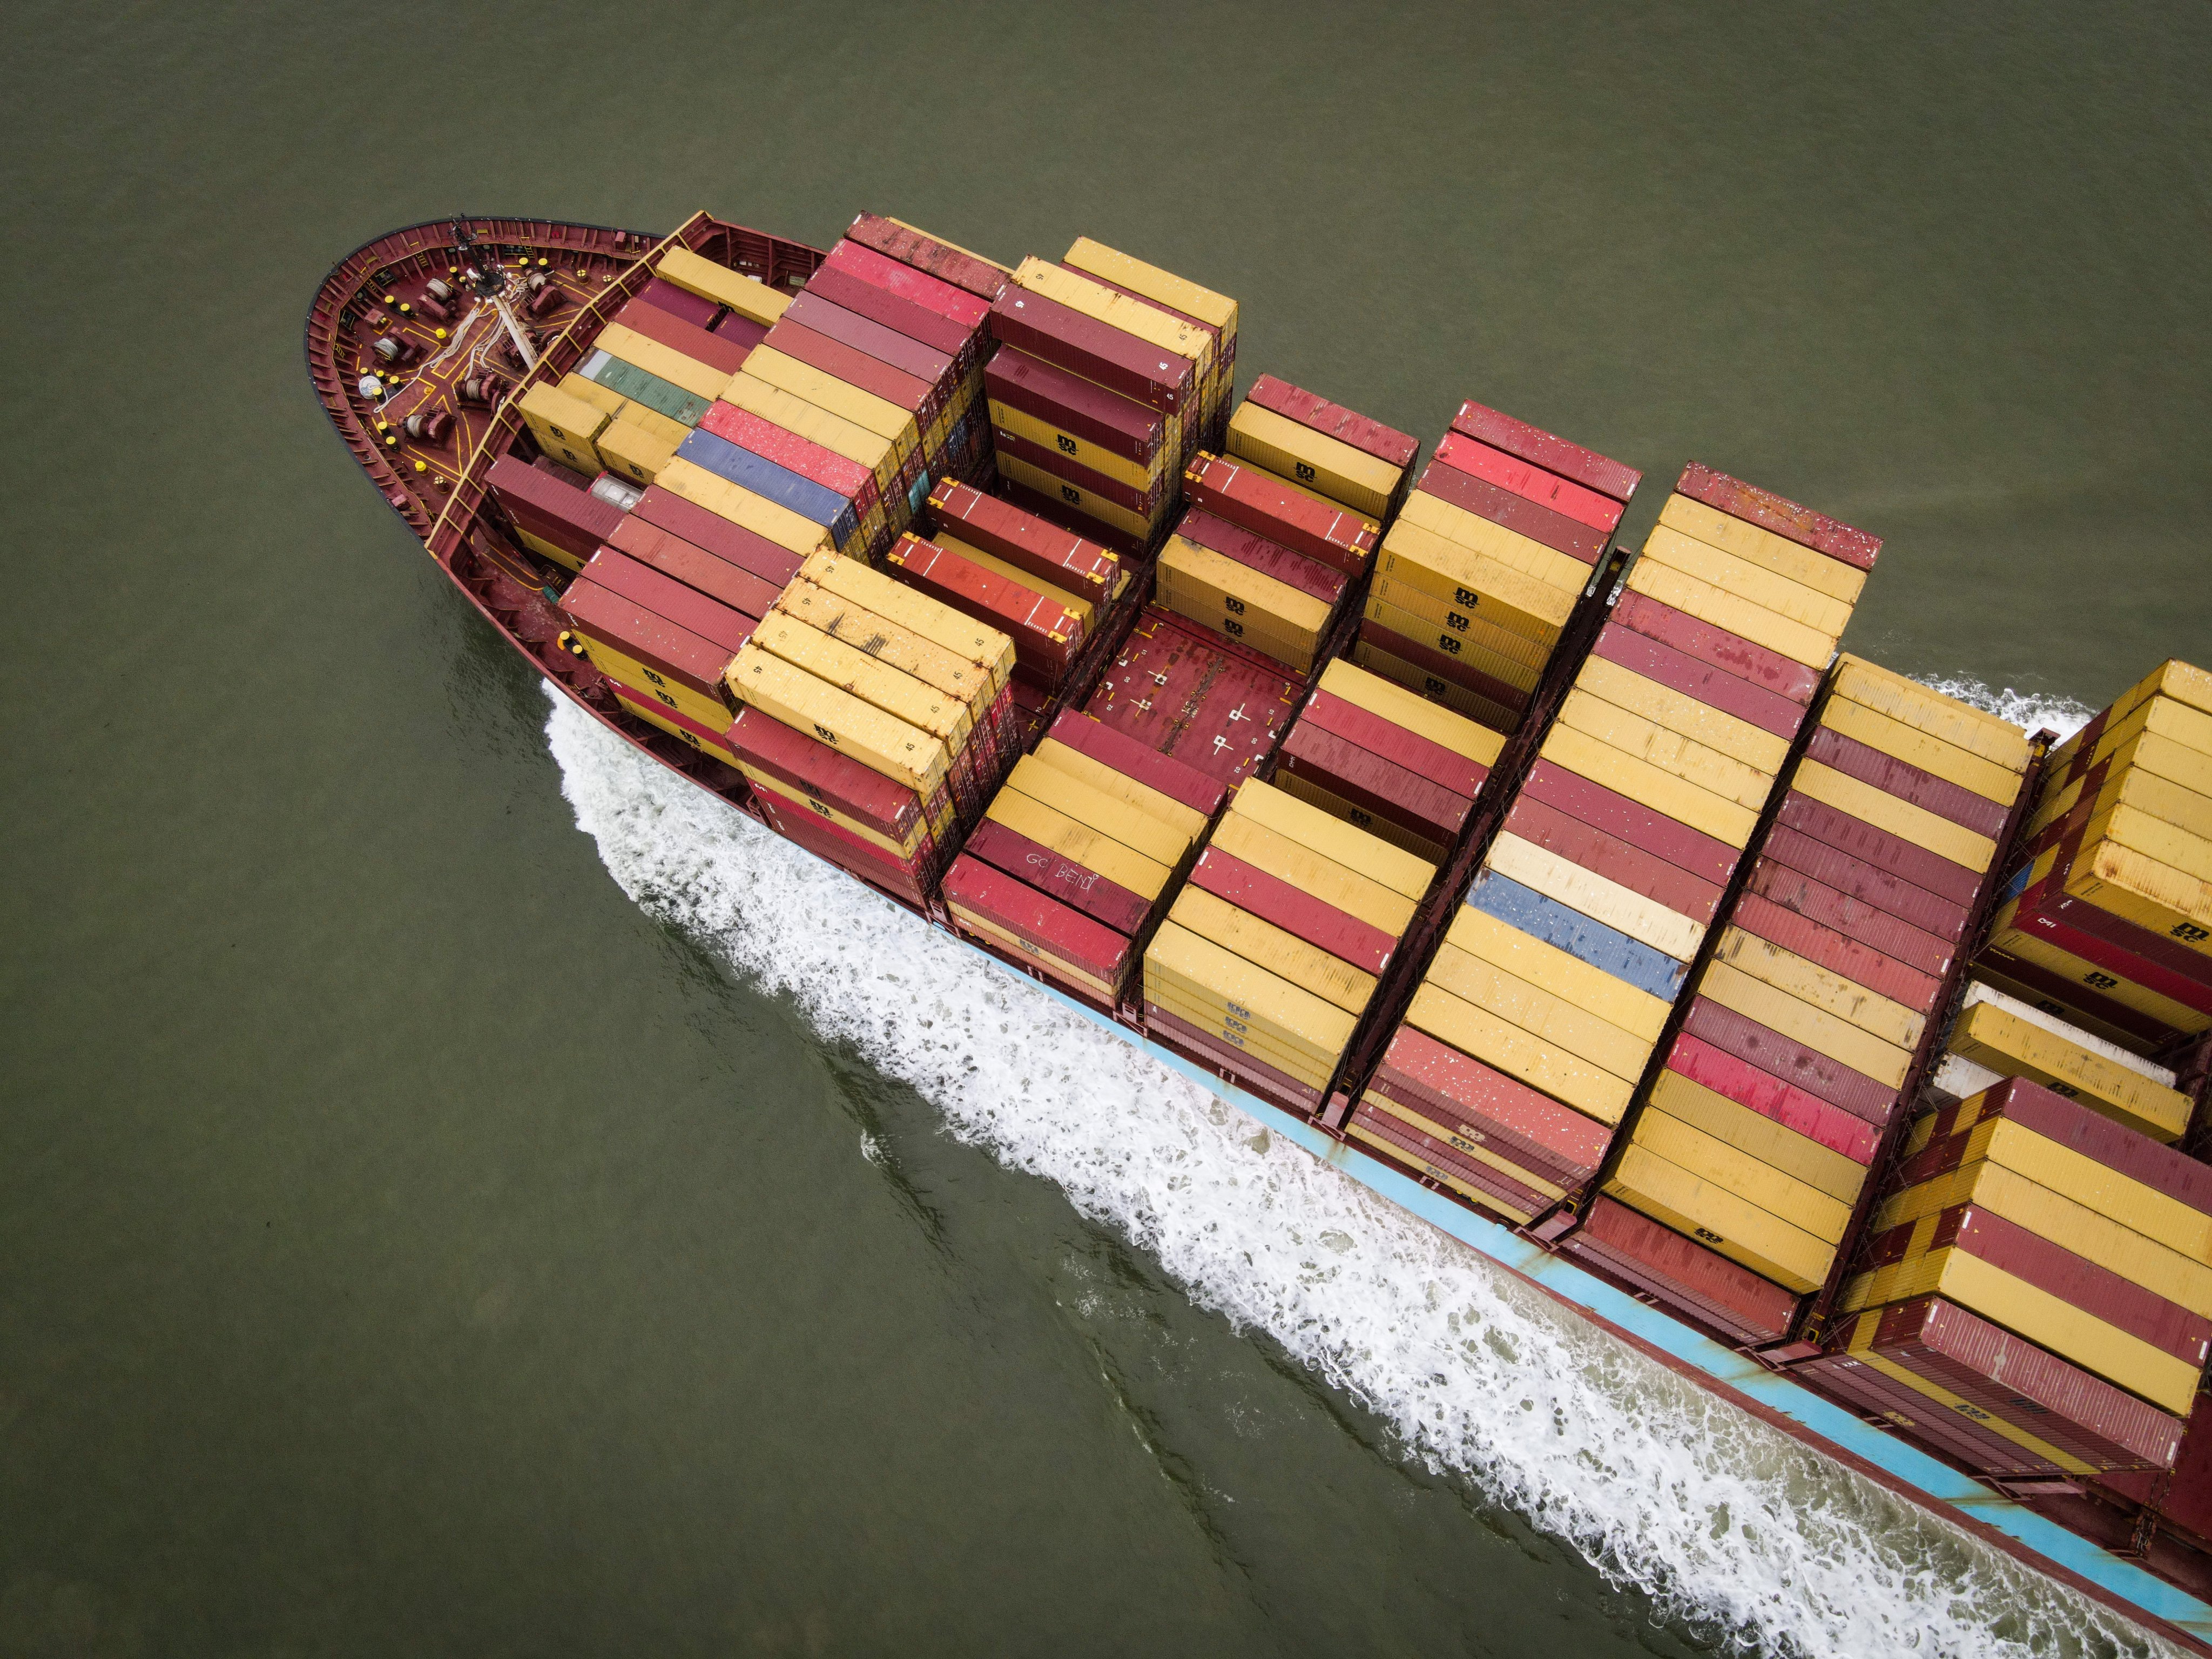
[306,210,2212,1650]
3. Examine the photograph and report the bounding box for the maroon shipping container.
[1679,997,1900,1125]
[784,291,957,394]
[757,790,930,907]
[805,264,973,362]
[1246,373,1419,471]
[1611,590,1823,706]
[1433,430,1624,534]
[1451,400,1643,505]
[889,534,1081,680]
[1356,618,1533,718]
[1747,857,1958,979]
[1728,891,1944,1017]
[1795,1351,2071,1477]
[845,213,1009,301]
[597,524,778,625]
[962,818,1150,939]
[1298,689,1490,801]
[1046,710,1229,821]
[1413,458,1607,565]
[697,401,876,511]
[631,485,805,588]
[1974,946,2191,1053]
[1518,759,1740,888]
[710,311,771,352]
[985,345,1167,466]
[1907,1077,2212,1215]
[1772,793,1984,910]
[1350,1102,1556,1221]
[1759,821,1973,943]
[994,426,1168,519]
[638,275,719,331]
[1675,462,1882,572]
[1276,723,1468,848]
[488,454,623,563]
[559,579,738,712]
[1563,1196,1800,1344]
[1590,621,1807,741]
[990,285,1194,415]
[761,319,933,422]
[1145,1002,1327,1113]
[1851,1297,2180,1470]
[2101,1399,2212,1549]
[1184,453,1377,574]
[611,297,753,376]
[1189,847,1398,977]
[1085,610,1301,787]
[942,854,1131,987]
[1503,795,1725,925]
[995,477,1149,561]
[1370,1024,1612,1191]
[931,480,1123,599]
[825,239,990,333]
[1858,1204,2211,1367]
[1174,508,1347,607]
[2005,873,2212,1016]
[728,705,928,850]
[1806,726,2013,840]
[1660,1040,1883,1164]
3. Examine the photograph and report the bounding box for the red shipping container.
[698,400,877,511]
[761,319,934,423]
[756,790,930,906]
[1661,1038,1883,1163]
[1563,1196,1800,1344]
[1728,891,1944,1017]
[502,494,609,567]
[729,705,928,851]
[825,239,990,333]
[611,297,752,376]
[1858,1204,2211,1367]
[709,311,770,353]
[1277,725,1467,846]
[1413,458,1606,565]
[1747,858,1957,979]
[1796,1351,2067,1476]
[1590,621,1808,740]
[1351,1102,1555,1216]
[604,517,779,621]
[994,426,1168,519]
[805,264,972,362]
[638,275,719,330]
[1851,1298,2180,1470]
[1357,618,1533,718]
[1189,847,1398,977]
[560,579,738,712]
[942,854,1131,987]
[581,547,758,656]
[1246,373,1419,471]
[1974,945,2190,1053]
[1519,759,1740,888]
[1679,998,1900,1125]
[1758,823,1972,943]
[2007,855,2212,1011]
[1433,430,1624,534]
[1063,264,1220,370]
[488,454,623,563]
[1145,1002,1326,1112]
[1045,710,1228,820]
[994,477,1147,560]
[845,213,1009,301]
[1174,508,1347,607]
[1502,795,1725,925]
[985,346,1167,466]
[930,480,1123,599]
[1185,453,1377,574]
[1451,400,1643,505]
[962,817,1150,938]
[631,485,805,588]
[889,535,1082,680]
[1806,726,2012,840]
[990,285,1194,415]
[1773,793,1983,909]
[2101,1398,2212,1549]
[784,291,957,395]
[1611,590,1823,706]
[1675,462,1882,572]
[1298,689,1489,801]
[1371,1024,1611,1190]
[1907,1077,2212,1212]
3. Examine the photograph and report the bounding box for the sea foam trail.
[545,687,2169,1659]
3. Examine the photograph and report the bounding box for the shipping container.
[1449,400,1643,505]
[990,283,1195,415]
[1562,1196,1802,1344]
[1432,430,1625,535]
[888,534,1083,682]
[1244,373,1417,470]
[1656,493,1869,606]
[1673,461,1883,572]
[846,213,1010,300]
[1183,453,1379,574]
[1085,611,1303,787]
[612,296,754,377]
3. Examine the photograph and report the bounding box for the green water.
[5,4,2208,1655]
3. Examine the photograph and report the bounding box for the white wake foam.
[1911,674,2096,744]
[545,688,2171,1658]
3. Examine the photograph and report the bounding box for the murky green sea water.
[4,5,2209,1655]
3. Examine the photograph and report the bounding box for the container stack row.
[938,712,1224,1006]
[1357,467,1877,1229]
[1802,1076,2210,1476]
[1357,402,1635,736]
[1595,660,2030,1334]
[986,242,1238,555]
[1980,660,2212,1063]
[1145,779,1434,1114]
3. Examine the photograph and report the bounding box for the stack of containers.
[1082,609,1305,793]
[1147,779,1434,1115]
[569,251,786,455]
[1803,1076,2209,1476]
[1270,659,1505,867]
[1152,379,1413,676]
[1360,467,1879,1232]
[987,242,1237,554]
[1601,660,2029,1318]
[488,453,623,574]
[720,551,1015,903]
[1931,984,2194,1145]
[1979,660,2212,1060]
[1359,402,1638,736]
[942,711,1225,1006]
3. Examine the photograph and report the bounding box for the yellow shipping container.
[1228,779,1435,901]
[596,419,678,487]
[1350,639,1523,737]
[658,246,792,327]
[1537,724,1760,846]
[1393,495,1595,596]
[1170,886,1378,1015]
[777,582,992,729]
[744,761,928,861]
[1363,591,1548,684]
[1700,960,1914,1088]
[1317,658,1506,766]
[985,788,1170,900]
[519,382,611,476]
[1792,759,1997,871]
[1031,738,1204,842]
[1004,754,1190,868]
[1269,771,1449,864]
[2056,696,2212,779]
[559,371,630,423]
[1146,922,1358,1060]
[1655,493,1869,606]
[1820,696,2022,807]
[802,552,1014,690]
[726,644,946,795]
[1208,812,1418,938]
[595,323,729,403]
[614,686,743,770]
[2062,839,2212,956]
[1226,402,1399,520]
[1631,1109,1854,1244]
[1368,576,1561,671]
[1946,1001,2192,1142]
[1638,524,1854,637]
[721,375,899,493]
[994,451,1161,542]
[1626,558,1836,671]
[1424,941,1653,1083]
[1345,1117,1544,1223]
[1647,1068,1868,1204]
[1556,689,1776,812]
[514,525,586,574]
[1986,914,2212,1037]
[568,628,731,731]
[1603,1143,1833,1292]
[1829,653,2032,773]
[1157,572,1322,672]
[1064,237,1239,335]
[750,611,972,758]
[1575,655,1792,774]
[988,399,1162,492]
[738,348,918,454]
[1405,982,1633,1123]
[1363,1091,1574,1203]
[1145,982,1338,1087]
[1711,927,1924,1050]
[1485,831,1705,962]
[1162,535,1330,636]
[657,457,837,559]
[1446,905,1672,1042]
[2084,802,2212,885]
[2029,761,2212,845]
[1013,257,1211,381]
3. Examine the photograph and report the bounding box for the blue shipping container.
[1463,869,1689,1002]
